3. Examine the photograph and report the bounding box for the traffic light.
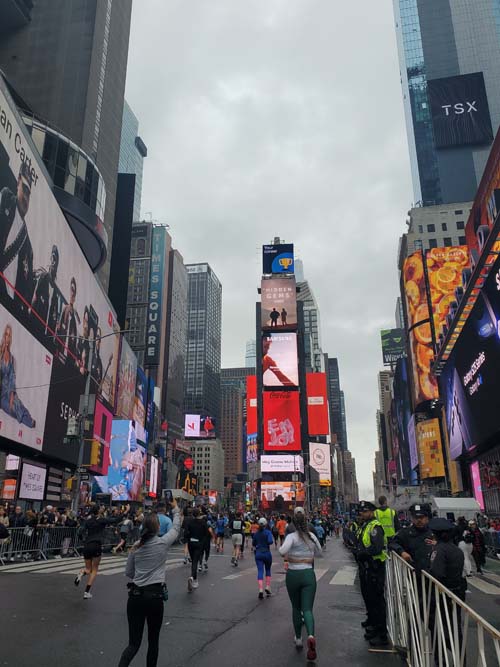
[90,440,101,466]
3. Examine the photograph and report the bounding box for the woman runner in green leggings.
[279,507,322,662]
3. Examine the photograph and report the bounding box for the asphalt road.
[0,537,400,667]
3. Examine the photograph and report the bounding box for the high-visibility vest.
[361,519,387,562]
[375,507,397,538]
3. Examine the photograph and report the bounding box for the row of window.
[414,236,466,250]
[418,220,464,234]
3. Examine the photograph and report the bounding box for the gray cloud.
[125,0,413,499]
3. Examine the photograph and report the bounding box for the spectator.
[156,503,173,537]
[468,520,486,574]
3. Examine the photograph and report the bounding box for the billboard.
[246,375,257,434]
[176,470,198,496]
[416,418,445,479]
[0,82,120,463]
[260,454,304,473]
[133,367,147,443]
[425,246,470,344]
[116,337,137,419]
[260,481,305,502]
[261,277,297,330]
[94,420,147,501]
[184,414,216,439]
[402,251,439,405]
[262,243,294,274]
[148,455,159,498]
[0,303,52,450]
[309,442,331,484]
[306,372,329,435]
[408,415,418,471]
[470,461,485,511]
[246,432,258,463]
[262,333,299,387]
[91,398,112,476]
[428,72,493,148]
[392,357,417,484]
[263,391,301,451]
[145,226,166,365]
[18,462,46,501]
[381,328,406,366]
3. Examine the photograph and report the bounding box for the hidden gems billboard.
[261,277,297,330]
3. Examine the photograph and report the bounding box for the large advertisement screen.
[148,455,159,498]
[262,333,299,387]
[116,337,137,419]
[263,391,301,451]
[94,420,146,501]
[246,432,258,463]
[0,83,120,463]
[403,252,439,405]
[262,243,294,274]
[184,414,216,439]
[145,226,166,366]
[425,246,470,344]
[260,454,304,473]
[391,356,417,484]
[0,302,52,449]
[261,277,297,330]
[246,375,257,434]
[416,418,445,479]
[470,461,485,510]
[306,372,329,435]
[261,481,305,502]
[381,328,406,366]
[133,367,147,443]
[428,72,493,148]
[309,442,331,484]
[91,398,112,476]
[18,462,46,500]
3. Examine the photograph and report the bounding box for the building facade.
[245,339,256,368]
[190,439,225,495]
[184,264,222,424]
[325,357,346,451]
[118,100,147,221]
[220,367,255,480]
[0,0,133,285]
[393,0,500,206]
[297,280,324,372]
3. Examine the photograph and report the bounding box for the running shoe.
[192,580,199,589]
[294,637,303,650]
[74,572,83,587]
[369,635,390,648]
[188,576,194,592]
[83,592,92,600]
[198,564,203,572]
[306,636,317,661]
[258,591,264,600]
[183,557,188,565]
[265,588,271,597]
[203,562,208,571]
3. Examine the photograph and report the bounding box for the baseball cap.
[258,517,267,526]
[294,507,305,516]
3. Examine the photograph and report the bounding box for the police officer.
[354,501,389,647]
[389,503,433,572]
[374,496,400,540]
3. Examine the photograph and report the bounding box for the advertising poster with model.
[262,333,299,387]
[261,277,297,330]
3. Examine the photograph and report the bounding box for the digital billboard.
[246,432,258,463]
[262,243,294,274]
[261,277,297,330]
[94,420,147,501]
[116,337,137,419]
[260,481,305,502]
[262,333,299,387]
[263,391,301,451]
[391,356,417,484]
[133,367,147,443]
[309,442,331,484]
[416,418,445,479]
[145,226,166,366]
[260,454,304,473]
[0,82,120,464]
[176,470,198,496]
[428,72,493,149]
[402,251,439,405]
[0,302,52,450]
[470,461,485,510]
[425,246,470,344]
[91,398,112,476]
[246,375,257,434]
[381,328,406,366]
[18,462,46,501]
[148,455,159,498]
[184,414,216,439]
[306,373,329,435]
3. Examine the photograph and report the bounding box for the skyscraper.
[297,279,323,372]
[325,357,346,451]
[393,0,500,206]
[245,339,256,368]
[220,367,254,480]
[118,100,147,221]
[184,264,222,424]
[0,0,133,285]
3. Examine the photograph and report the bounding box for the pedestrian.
[468,520,486,573]
[354,501,389,648]
[156,502,173,537]
[279,507,322,661]
[200,509,213,571]
[374,495,400,540]
[74,505,122,599]
[389,503,433,573]
[252,517,274,599]
[114,508,133,554]
[183,507,193,564]
[276,514,287,545]
[118,500,181,667]
[271,516,279,548]
[458,528,473,578]
[215,513,225,553]
[184,507,210,591]
[230,512,244,566]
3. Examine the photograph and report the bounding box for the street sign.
[67,417,79,437]
[292,474,299,482]
[77,467,88,474]
[79,474,90,481]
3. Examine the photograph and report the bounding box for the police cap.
[359,501,376,511]
[409,503,431,518]
[429,518,454,533]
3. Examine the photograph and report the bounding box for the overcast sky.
[125,1,414,499]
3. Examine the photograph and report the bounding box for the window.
[427,224,435,233]
[444,237,452,246]
[418,225,423,233]
[429,239,438,249]
[455,210,463,215]
[441,223,447,231]
[459,236,466,245]
[456,221,464,230]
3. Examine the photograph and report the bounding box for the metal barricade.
[484,530,500,559]
[385,551,500,666]
[0,526,81,565]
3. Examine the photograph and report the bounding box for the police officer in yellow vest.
[354,501,389,648]
[374,495,400,539]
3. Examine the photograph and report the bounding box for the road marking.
[329,565,357,586]
[0,557,184,575]
[482,570,500,585]
[468,576,500,595]
[315,568,329,582]
[222,567,255,580]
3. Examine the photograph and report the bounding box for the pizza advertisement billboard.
[263,391,301,452]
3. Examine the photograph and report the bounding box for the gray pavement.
[0,537,399,667]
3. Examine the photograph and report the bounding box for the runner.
[117,500,181,667]
[74,505,123,599]
[276,514,287,545]
[244,516,252,554]
[230,512,244,566]
[215,513,225,553]
[113,513,133,554]
[201,509,214,571]
[182,507,193,565]
[279,507,322,661]
[252,517,274,599]
[184,508,210,591]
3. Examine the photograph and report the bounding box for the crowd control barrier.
[386,551,500,666]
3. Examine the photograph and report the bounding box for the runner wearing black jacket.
[184,508,210,592]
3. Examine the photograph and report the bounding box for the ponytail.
[136,513,159,548]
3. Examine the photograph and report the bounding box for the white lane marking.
[468,576,500,595]
[0,557,185,575]
[329,565,357,586]
[222,567,255,580]
[315,568,329,582]
[482,570,500,585]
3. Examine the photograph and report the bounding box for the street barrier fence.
[386,551,500,666]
